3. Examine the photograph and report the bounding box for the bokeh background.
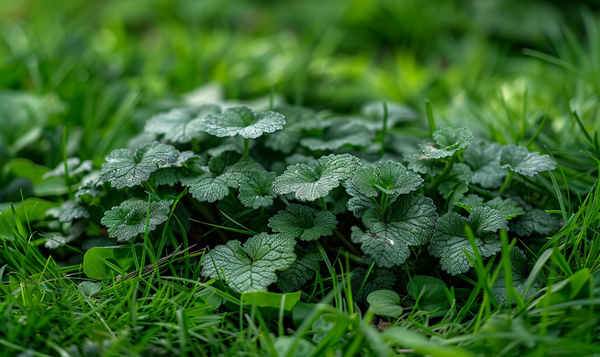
[2,0,600,203]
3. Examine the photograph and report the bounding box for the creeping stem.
[498,170,514,196]
[243,138,249,157]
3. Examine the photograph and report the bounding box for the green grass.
[3,0,600,356]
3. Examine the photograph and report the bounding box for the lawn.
[2,1,600,356]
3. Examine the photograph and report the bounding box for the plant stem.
[380,193,389,214]
[498,170,514,195]
[379,101,388,157]
[319,197,328,211]
[243,138,249,157]
[424,98,436,138]
[333,230,361,256]
[424,156,455,195]
[62,126,74,199]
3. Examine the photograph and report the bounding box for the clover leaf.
[500,145,557,177]
[144,105,220,143]
[276,245,323,293]
[463,140,507,189]
[180,151,258,202]
[456,195,525,220]
[201,232,296,293]
[492,247,542,303]
[268,204,338,241]
[201,105,285,139]
[100,198,173,242]
[351,193,438,268]
[238,170,277,209]
[428,206,508,275]
[510,208,560,236]
[264,105,320,153]
[300,120,375,151]
[273,154,360,202]
[404,152,447,176]
[351,161,423,198]
[419,127,473,159]
[100,142,180,189]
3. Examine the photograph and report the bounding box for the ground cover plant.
[3,1,600,356]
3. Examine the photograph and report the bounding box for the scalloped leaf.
[510,208,560,236]
[404,152,447,176]
[201,105,285,139]
[273,154,360,202]
[463,140,507,189]
[276,245,323,293]
[268,204,338,241]
[238,170,277,209]
[264,105,319,153]
[419,127,473,159]
[201,232,296,293]
[100,198,173,242]
[500,145,557,177]
[352,193,438,268]
[58,200,90,223]
[100,142,180,189]
[351,161,423,198]
[144,105,221,143]
[43,157,93,179]
[428,206,508,275]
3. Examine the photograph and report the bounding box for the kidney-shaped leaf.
[366,290,404,317]
[201,105,285,139]
[268,204,338,241]
[500,145,557,177]
[428,207,508,275]
[273,154,360,201]
[100,142,180,189]
[463,140,507,189]
[351,161,423,198]
[352,193,438,268]
[144,105,220,143]
[100,198,173,242]
[83,244,144,279]
[419,127,473,159]
[238,170,277,209]
[201,232,296,293]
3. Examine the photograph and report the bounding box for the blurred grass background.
[2,0,600,198]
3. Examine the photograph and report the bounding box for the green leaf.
[352,193,438,267]
[428,207,508,275]
[264,105,319,153]
[419,127,473,159]
[268,204,338,241]
[75,179,104,198]
[238,170,277,209]
[276,245,323,293]
[351,267,397,304]
[437,163,472,199]
[241,290,301,311]
[57,200,90,223]
[45,219,89,249]
[100,142,180,189]
[83,244,144,279]
[150,151,200,187]
[463,140,507,189]
[407,275,450,316]
[500,145,557,176]
[100,198,173,242]
[366,290,404,317]
[201,105,285,139]
[510,208,560,236]
[455,195,525,220]
[492,247,542,303]
[144,105,220,143]
[181,151,258,202]
[300,120,375,150]
[404,152,447,176]
[201,232,296,293]
[345,179,376,218]
[78,281,103,297]
[43,157,93,179]
[351,161,423,198]
[272,154,360,201]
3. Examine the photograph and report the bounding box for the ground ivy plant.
[51,100,561,307]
